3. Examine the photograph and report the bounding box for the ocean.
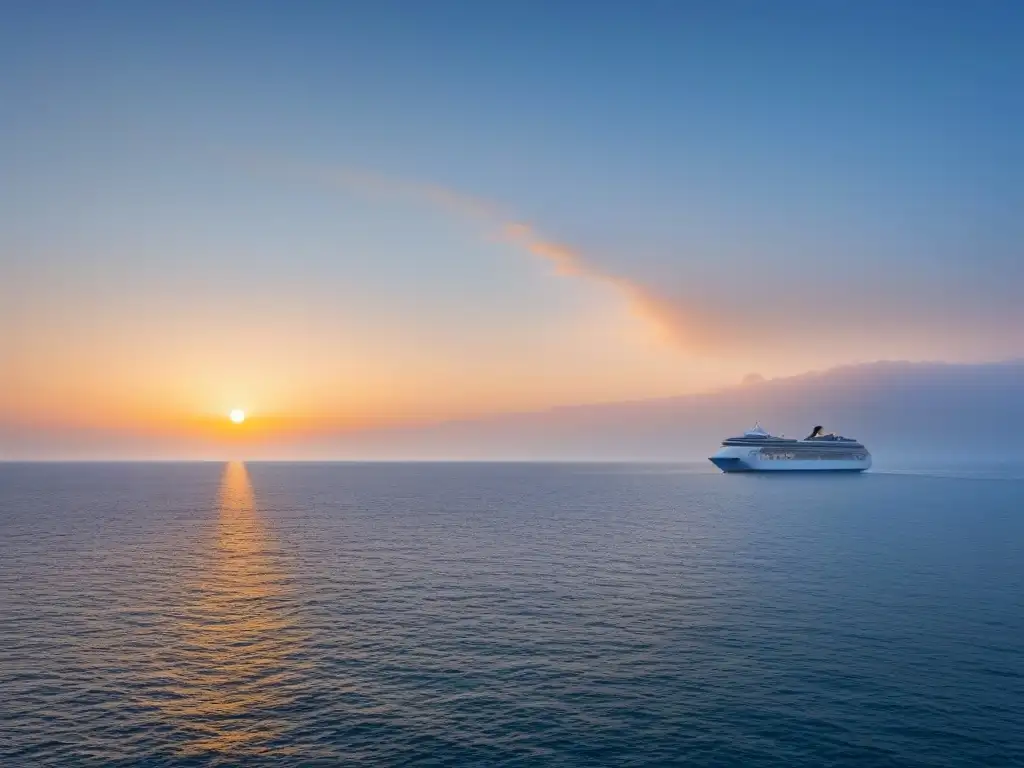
[1,462,1022,766]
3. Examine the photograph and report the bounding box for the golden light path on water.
[157,461,305,759]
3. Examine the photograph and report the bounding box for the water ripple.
[1,462,1023,766]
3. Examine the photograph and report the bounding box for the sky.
[2,1,1022,457]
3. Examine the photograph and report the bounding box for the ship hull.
[709,445,871,473]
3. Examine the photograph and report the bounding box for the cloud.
[282,165,704,348]
[272,162,1024,365]
[303,167,922,357]
[327,168,504,223]
[500,221,725,349]
[259,160,772,353]
[502,222,587,276]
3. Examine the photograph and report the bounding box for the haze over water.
[2,462,1022,766]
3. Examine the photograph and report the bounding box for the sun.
[229,409,246,424]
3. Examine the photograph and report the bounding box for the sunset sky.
[3,1,1022,457]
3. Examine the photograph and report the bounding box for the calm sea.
[1,462,1022,766]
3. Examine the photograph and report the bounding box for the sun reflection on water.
[157,461,303,759]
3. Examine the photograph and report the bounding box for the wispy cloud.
[268,162,1024,365]
[325,168,505,222]
[499,221,705,348]
[291,165,706,349]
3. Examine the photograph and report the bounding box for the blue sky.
[2,0,1022,455]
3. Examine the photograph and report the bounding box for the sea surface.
[1,462,1022,767]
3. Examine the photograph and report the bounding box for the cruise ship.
[709,424,871,472]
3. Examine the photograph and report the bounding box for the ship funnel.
[806,425,823,439]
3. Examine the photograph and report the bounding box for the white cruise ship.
[709,424,871,472]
